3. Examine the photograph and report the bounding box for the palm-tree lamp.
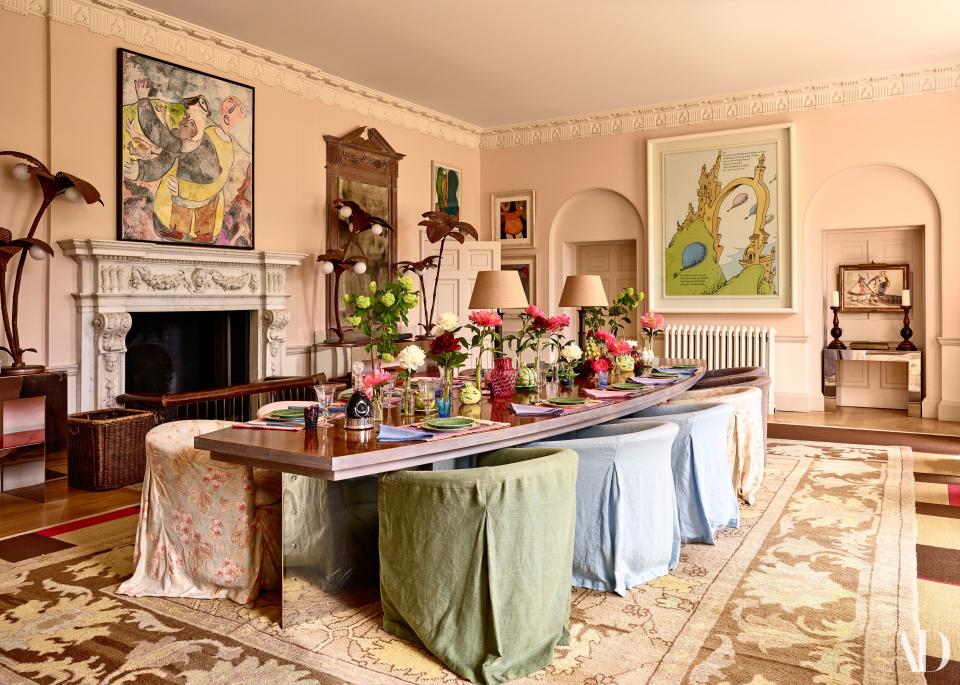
[2,151,101,376]
[417,211,477,335]
[558,275,609,350]
[468,269,529,353]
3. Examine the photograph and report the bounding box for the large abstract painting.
[432,161,461,219]
[118,49,254,249]
[647,123,795,312]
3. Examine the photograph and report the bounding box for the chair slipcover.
[528,421,681,594]
[669,386,765,505]
[379,447,578,685]
[694,369,772,440]
[615,402,740,543]
[117,420,281,604]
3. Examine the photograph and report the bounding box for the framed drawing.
[432,161,461,219]
[118,49,254,249]
[838,262,908,313]
[501,254,536,319]
[492,190,535,248]
[647,123,796,312]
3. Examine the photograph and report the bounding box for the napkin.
[510,403,563,416]
[656,366,697,375]
[376,425,434,442]
[581,388,638,400]
[628,376,679,385]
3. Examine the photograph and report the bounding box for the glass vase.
[490,356,518,398]
[371,386,384,424]
[400,376,415,416]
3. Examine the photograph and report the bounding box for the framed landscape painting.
[492,190,535,248]
[647,123,796,312]
[838,262,908,313]
[118,49,255,249]
[432,161,461,219]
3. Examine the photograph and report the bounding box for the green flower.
[343,293,354,305]
[399,275,416,292]
[355,295,371,309]
[380,352,394,363]
[368,280,378,294]
[346,315,361,327]
[403,293,419,307]
[380,292,396,307]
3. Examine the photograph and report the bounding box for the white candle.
[902,289,911,307]
[831,291,840,308]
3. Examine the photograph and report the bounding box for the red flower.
[547,314,570,332]
[531,316,551,331]
[524,304,545,319]
[608,339,632,355]
[592,330,616,345]
[591,357,610,373]
[430,331,461,355]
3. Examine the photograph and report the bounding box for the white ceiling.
[136,0,960,128]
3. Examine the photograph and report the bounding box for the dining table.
[194,360,705,627]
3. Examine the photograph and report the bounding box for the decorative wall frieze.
[480,62,960,149]
[0,0,481,147]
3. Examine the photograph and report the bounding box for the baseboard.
[937,400,960,423]
[774,392,810,413]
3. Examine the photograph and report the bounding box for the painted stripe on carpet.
[916,502,960,519]
[36,504,140,537]
[916,544,960,585]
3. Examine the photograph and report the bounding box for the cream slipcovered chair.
[117,420,281,604]
[669,386,765,505]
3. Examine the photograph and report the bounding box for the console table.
[822,345,923,417]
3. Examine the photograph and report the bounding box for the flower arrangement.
[507,305,568,387]
[343,276,419,368]
[427,322,470,402]
[361,369,395,422]
[559,342,582,384]
[638,311,666,367]
[606,287,644,337]
[465,310,503,388]
[396,345,426,414]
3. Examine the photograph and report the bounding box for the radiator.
[664,324,776,413]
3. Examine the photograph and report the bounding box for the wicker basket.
[68,409,155,490]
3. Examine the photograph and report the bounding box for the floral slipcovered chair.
[117,420,281,604]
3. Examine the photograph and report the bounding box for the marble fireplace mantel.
[59,239,306,410]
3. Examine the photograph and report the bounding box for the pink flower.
[608,339,632,355]
[591,357,610,373]
[593,330,616,345]
[524,304,545,319]
[362,370,394,389]
[639,312,665,332]
[547,314,570,332]
[469,310,503,327]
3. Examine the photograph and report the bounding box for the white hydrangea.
[561,343,583,363]
[435,312,460,332]
[396,344,426,372]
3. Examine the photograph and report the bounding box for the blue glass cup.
[436,397,452,418]
[597,371,609,389]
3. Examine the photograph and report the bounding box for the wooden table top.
[195,361,704,480]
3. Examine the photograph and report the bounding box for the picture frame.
[431,161,462,219]
[118,49,255,249]
[838,262,909,313]
[500,254,536,319]
[646,123,796,312]
[492,190,536,248]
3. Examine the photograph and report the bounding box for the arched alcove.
[804,164,942,416]
[547,188,645,316]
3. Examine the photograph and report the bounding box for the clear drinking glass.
[417,378,438,414]
[314,383,339,424]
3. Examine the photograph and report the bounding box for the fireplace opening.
[125,311,252,394]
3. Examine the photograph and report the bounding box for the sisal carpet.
[0,441,932,684]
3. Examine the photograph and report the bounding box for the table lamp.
[558,275,609,349]
[468,270,529,352]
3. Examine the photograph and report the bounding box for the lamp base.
[2,364,47,376]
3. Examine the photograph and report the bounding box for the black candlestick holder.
[897,305,918,351]
[827,306,846,349]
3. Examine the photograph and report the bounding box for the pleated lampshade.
[469,270,530,310]
[558,275,608,307]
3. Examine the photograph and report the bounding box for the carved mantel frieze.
[59,239,306,410]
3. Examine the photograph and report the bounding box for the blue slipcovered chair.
[527,421,680,595]
[613,402,740,544]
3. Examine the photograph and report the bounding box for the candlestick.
[897,305,917,351]
[827,306,845,349]
[831,290,840,308]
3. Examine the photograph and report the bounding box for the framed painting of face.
[492,190,535,248]
[118,49,254,249]
[432,162,462,219]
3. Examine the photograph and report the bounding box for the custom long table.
[195,362,704,626]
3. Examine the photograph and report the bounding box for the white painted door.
[420,233,500,366]
[823,226,924,409]
[576,241,638,338]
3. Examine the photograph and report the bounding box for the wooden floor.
[772,406,960,436]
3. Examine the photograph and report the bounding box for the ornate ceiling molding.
[0,0,482,148]
[479,62,960,149]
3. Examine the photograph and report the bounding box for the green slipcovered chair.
[379,447,579,684]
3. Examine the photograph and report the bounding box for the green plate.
[650,371,680,377]
[609,383,645,390]
[669,364,699,369]
[424,417,476,431]
[546,396,586,406]
[267,408,306,419]
[338,389,354,400]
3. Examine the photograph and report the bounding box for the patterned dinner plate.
[545,396,587,406]
[423,417,477,432]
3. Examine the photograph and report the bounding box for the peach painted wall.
[0,11,481,374]
[480,95,960,417]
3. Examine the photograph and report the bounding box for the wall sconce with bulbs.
[1,151,101,375]
[318,198,393,342]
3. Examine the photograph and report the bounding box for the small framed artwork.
[838,262,909,313]
[492,190,535,248]
[118,49,255,249]
[432,161,462,219]
[501,255,536,318]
